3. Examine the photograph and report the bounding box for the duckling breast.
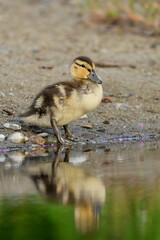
[54,83,103,126]
[53,90,85,126]
[80,83,103,113]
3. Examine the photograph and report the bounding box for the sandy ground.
[0,0,160,150]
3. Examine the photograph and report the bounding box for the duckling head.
[70,56,102,84]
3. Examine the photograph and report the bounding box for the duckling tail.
[18,107,39,126]
[19,107,36,118]
[19,105,51,127]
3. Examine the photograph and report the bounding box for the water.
[1,141,160,239]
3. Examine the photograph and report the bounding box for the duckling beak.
[87,71,102,84]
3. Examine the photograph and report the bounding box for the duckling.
[19,56,103,144]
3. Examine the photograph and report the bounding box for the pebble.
[9,92,14,96]
[24,136,29,141]
[97,128,105,132]
[80,114,88,119]
[81,125,93,129]
[31,128,43,133]
[28,135,46,145]
[0,134,5,142]
[3,123,21,130]
[102,96,112,103]
[114,103,130,111]
[8,132,26,143]
[46,135,58,144]
[0,92,6,97]
[38,132,49,137]
[103,120,110,125]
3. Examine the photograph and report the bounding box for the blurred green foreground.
[1,184,160,240]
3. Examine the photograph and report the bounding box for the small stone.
[31,144,39,150]
[0,92,6,97]
[150,42,160,48]
[8,132,26,143]
[31,128,43,133]
[45,135,57,145]
[80,114,88,119]
[38,132,49,137]
[114,103,129,111]
[9,92,14,96]
[103,120,109,125]
[24,136,28,141]
[0,134,5,142]
[97,128,105,132]
[81,125,93,129]
[32,144,39,147]
[3,123,21,130]
[102,96,112,103]
[28,135,45,145]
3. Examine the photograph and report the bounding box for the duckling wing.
[19,83,68,118]
[19,82,83,126]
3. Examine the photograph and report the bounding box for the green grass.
[1,185,160,240]
[0,197,79,240]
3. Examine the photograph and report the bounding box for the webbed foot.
[63,124,84,142]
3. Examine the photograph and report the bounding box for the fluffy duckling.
[20,56,103,144]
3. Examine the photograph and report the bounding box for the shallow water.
[1,141,160,239]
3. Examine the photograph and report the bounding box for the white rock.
[0,155,5,162]
[80,114,88,119]
[8,132,26,143]
[3,123,21,130]
[0,134,5,142]
[114,103,130,111]
[0,92,6,97]
[38,132,49,137]
[24,136,28,141]
[9,93,14,96]
[9,92,14,96]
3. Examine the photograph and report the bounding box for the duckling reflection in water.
[28,147,106,233]
[19,56,103,145]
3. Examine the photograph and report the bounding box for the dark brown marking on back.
[19,81,84,118]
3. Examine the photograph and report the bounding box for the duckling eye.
[81,64,85,68]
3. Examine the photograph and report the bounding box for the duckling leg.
[52,146,71,171]
[64,147,72,162]
[63,125,83,141]
[50,118,70,145]
[52,145,65,171]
